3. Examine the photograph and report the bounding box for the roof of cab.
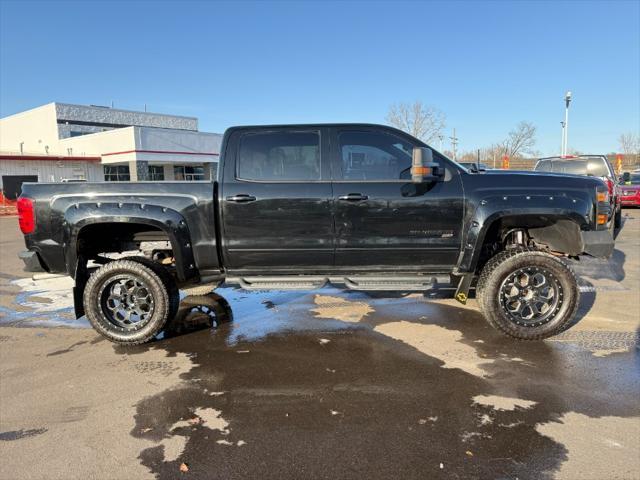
[223,123,427,145]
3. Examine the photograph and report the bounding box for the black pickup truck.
[17,124,615,344]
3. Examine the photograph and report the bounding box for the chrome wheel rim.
[99,275,155,331]
[499,267,563,327]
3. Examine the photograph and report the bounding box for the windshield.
[535,157,610,177]
[622,173,640,185]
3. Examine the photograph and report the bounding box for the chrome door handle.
[226,194,256,203]
[338,193,368,201]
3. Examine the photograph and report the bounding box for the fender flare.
[456,193,591,273]
[63,201,198,282]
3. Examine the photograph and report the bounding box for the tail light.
[17,197,35,234]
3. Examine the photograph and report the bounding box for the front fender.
[456,192,593,273]
[64,202,198,282]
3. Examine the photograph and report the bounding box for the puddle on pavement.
[3,273,639,478]
[113,293,639,479]
[0,275,83,328]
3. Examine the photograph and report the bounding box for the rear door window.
[237,131,321,182]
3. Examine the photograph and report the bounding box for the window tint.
[238,131,320,181]
[338,131,413,181]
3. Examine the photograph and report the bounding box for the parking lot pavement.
[0,213,638,480]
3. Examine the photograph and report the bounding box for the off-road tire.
[124,256,180,322]
[476,247,579,340]
[614,206,622,229]
[84,259,173,345]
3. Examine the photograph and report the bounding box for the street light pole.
[560,121,565,155]
[562,91,572,156]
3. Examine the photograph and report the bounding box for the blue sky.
[1,0,638,155]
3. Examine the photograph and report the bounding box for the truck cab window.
[238,131,320,181]
[339,131,413,181]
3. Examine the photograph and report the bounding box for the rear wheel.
[124,256,180,323]
[476,248,579,340]
[84,259,174,344]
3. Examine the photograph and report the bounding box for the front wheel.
[83,259,176,344]
[476,248,579,340]
[614,206,622,229]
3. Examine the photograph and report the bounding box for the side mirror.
[411,147,442,183]
[622,172,631,183]
[468,162,485,173]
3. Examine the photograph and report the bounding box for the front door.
[220,127,334,273]
[330,127,464,270]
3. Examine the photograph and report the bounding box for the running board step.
[229,276,329,290]
[225,275,452,291]
[343,276,450,291]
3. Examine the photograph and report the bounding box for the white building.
[0,102,222,199]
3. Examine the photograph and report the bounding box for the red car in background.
[534,155,622,229]
[620,172,640,207]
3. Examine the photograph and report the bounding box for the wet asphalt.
[0,214,639,479]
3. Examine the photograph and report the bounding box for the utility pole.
[562,91,572,156]
[449,128,459,161]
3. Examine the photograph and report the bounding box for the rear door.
[220,127,334,272]
[330,127,464,270]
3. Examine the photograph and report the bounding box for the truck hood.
[465,169,605,191]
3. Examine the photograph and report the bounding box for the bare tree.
[480,143,508,167]
[618,132,640,156]
[386,101,446,144]
[502,121,537,159]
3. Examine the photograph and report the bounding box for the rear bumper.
[581,230,614,258]
[18,250,45,272]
